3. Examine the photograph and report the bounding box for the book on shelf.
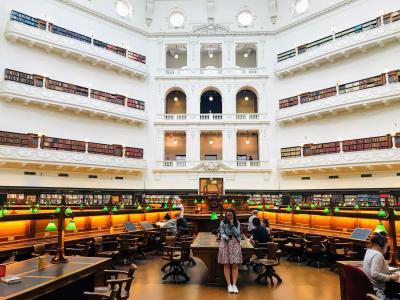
[0,131,38,148]
[46,79,89,97]
[281,146,301,158]
[48,23,91,44]
[10,10,46,30]
[41,136,86,152]
[90,90,125,106]
[93,39,126,56]
[339,74,385,94]
[279,96,298,109]
[342,135,392,152]
[127,98,145,110]
[87,142,122,157]
[125,147,144,159]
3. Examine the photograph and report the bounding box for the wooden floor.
[129,256,340,300]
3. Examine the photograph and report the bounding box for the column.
[222,84,236,116]
[258,128,268,161]
[187,40,200,69]
[187,129,200,162]
[223,39,235,68]
[158,40,166,69]
[257,37,266,69]
[156,129,165,161]
[222,128,236,161]
[186,84,200,115]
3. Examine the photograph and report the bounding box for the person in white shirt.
[175,199,184,217]
[363,232,399,299]
[247,210,258,234]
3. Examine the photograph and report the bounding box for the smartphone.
[229,234,233,239]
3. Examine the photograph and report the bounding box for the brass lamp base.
[51,249,68,264]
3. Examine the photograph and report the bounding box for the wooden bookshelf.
[395,133,400,148]
[303,142,340,157]
[335,18,379,39]
[125,147,144,159]
[5,69,34,85]
[127,98,145,110]
[338,74,386,94]
[11,10,46,30]
[297,35,333,55]
[279,96,298,109]
[277,49,296,62]
[0,131,38,148]
[383,10,400,24]
[342,135,392,152]
[88,142,122,157]
[48,23,91,44]
[93,39,126,57]
[300,86,337,104]
[90,90,125,105]
[46,78,89,97]
[281,146,302,158]
[128,51,146,64]
[41,136,86,153]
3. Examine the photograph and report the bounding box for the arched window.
[165,90,186,114]
[236,89,257,113]
[200,90,222,114]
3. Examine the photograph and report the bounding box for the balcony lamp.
[243,52,248,58]
[209,96,213,101]
[244,96,249,101]
[174,54,179,59]
[209,139,213,145]
[65,218,77,231]
[173,138,178,145]
[174,96,178,102]
[45,219,57,231]
[245,138,250,145]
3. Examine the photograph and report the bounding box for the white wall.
[1,0,399,191]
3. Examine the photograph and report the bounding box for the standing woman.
[218,208,242,294]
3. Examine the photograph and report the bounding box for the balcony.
[275,12,400,77]
[155,113,269,125]
[276,81,400,124]
[155,67,268,79]
[4,20,148,78]
[0,145,146,173]
[154,160,271,173]
[0,80,148,124]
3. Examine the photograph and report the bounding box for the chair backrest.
[123,264,137,294]
[343,264,375,300]
[33,243,46,255]
[178,241,192,261]
[93,237,104,253]
[266,242,279,261]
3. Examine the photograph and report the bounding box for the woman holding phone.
[218,208,242,294]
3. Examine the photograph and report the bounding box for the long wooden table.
[191,232,254,286]
[0,255,110,300]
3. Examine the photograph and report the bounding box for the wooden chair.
[328,237,358,272]
[65,241,93,256]
[252,242,282,285]
[161,241,190,282]
[117,236,139,265]
[175,240,196,267]
[31,243,55,257]
[304,235,328,268]
[84,285,119,300]
[343,264,375,300]
[93,237,120,262]
[283,236,305,262]
[85,264,137,300]
[130,232,149,259]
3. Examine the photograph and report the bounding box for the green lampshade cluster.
[112,206,118,213]
[286,206,292,212]
[30,207,39,213]
[374,222,387,234]
[295,206,301,211]
[334,207,340,213]
[377,209,387,218]
[210,212,219,220]
[102,206,109,212]
[45,219,77,231]
[323,208,330,214]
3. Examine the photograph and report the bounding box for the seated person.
[363,232,400,299]
[250,217,270,244]
[163,213,177,235]
[262,218,271,235]
[248,210,258,234]
[176,213,188,230]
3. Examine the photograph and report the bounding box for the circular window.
[116,0,131,18]
[238,11,253,27]
[169,12,185,28]
[294,0,309,15]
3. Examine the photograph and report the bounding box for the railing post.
[124,96,128,107]
[391,133,396,149]
[300,144,304,157]
[336,81,340,95]
[384,69,389,85]
[122,144,126,157]
[85,139,89,153]
[339,140,344,153]
[37,133,43,149]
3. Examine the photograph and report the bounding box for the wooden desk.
[191,232,254,286]
[0,255,110,300]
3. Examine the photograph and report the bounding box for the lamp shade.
[210,212,219,220]
[0,209,3,218]
[32,207,39,213]
[334,207,340,213]
[266,205,271,209]
[286,206,292,212]
[231,199,235,204]
[295,206,301,211]
[112,206,118,213]
[45,220,57,231]
[55,207,61,213]
[201,199,205,204]
[102,206,109,212]
[119,204,125,209]
[374,223,387,234]
[65,207,73,215]
[311,204,316,209]
[80,203,84,209]
[137,204,142,210]
[194,199,198,204]
[323,208,330,214]
[224,199,228,203]
[65,219,77,231]
[2,208,8,215]
[354,204,360,209]
[172,203,177,209]
[163,203,169,209]
[146,205,151,211]
[377,209,387,218]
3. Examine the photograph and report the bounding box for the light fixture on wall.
[209,139,213,145]
[173,138,178,145]
[245,131,250,144]
[244,95,249,101]
[209,96,213,101]
[243,52,249,58]
[174,54,179,59]
[208,50,214,58]
[174,96,178,102]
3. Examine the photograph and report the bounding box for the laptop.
[123,222,137,232]
[349,228,372,241]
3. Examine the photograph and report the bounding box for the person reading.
[250,217,270,244]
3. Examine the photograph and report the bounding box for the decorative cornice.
[0,81,148,124]
[155,113,270,125]
[0,145,147,170]
[4,21,148,78]
[278,148,400,171]
[276,82,400,124]
[155,67,269,79]
[275,21,400,77]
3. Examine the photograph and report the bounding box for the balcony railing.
[155,113,269,124]
[156,67,268,78]
[155,160,270,171]
[279,133,400,171]
[5,10,148,77]
[277,70,400,123]
[275,9,400,76]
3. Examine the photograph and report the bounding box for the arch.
[200,88,222,114]
[236,86,258,113]
[165,89,186,114]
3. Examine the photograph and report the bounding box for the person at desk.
[163,213,177,235]
[218,208,242,294]
[363,232,400,299]
[250,218,270,244]
[247,210,258,234]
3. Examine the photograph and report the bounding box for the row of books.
[0,130,144,159]
[279,69,399,109]
[4,68,145,110]
[277,9,400,62]
[282,134,395,158]
[10,10,146,64]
